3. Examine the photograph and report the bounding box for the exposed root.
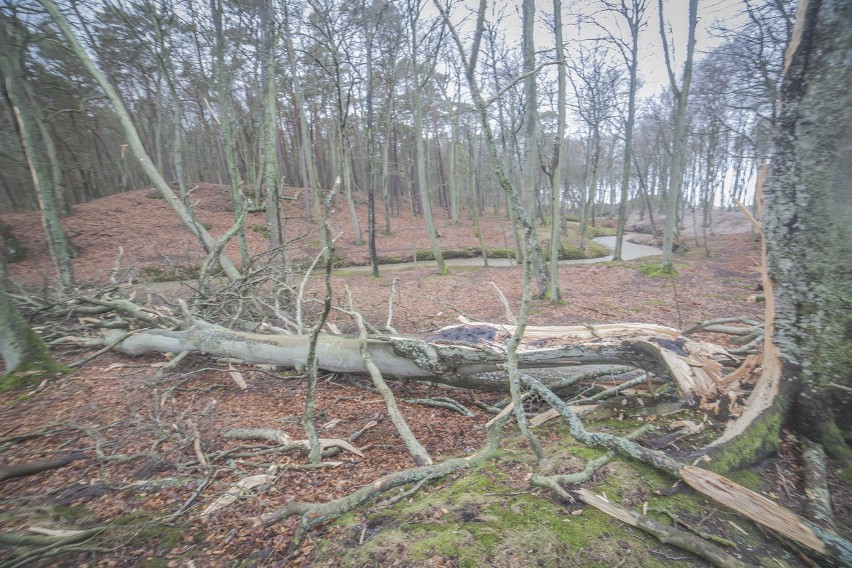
[262,414,510,553]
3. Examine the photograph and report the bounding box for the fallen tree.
[89,320,731,399]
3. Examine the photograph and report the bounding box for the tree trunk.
[547,0,565,302]
[0,17,75,291]
[613,1,647,261]
[212,0,250,268]
[40,0,241,282]
[660,0,698,271]
[0,254,64,387]
[764,0,852,459]
[100,320,727,402]
[701,0,852,470]
[408,3,446,274]
[260,0,284,250]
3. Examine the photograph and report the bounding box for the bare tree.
[0,13,75,291]
[659,0,698,272]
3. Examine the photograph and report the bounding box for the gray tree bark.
[763,0,852,459]
[211,0,250,267]
[260,0,284,250]
[0,16,75,291]
[612,0,649,261]
[700,0,852,471]
[39,0,241,281]
[659,0,698,271]
[408,0,446,274]
[547,0,566,303]
[0,254,64,385]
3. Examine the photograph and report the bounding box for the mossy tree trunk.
[703,0,852,470]
[0,255,64,387]
[764,0,852,460]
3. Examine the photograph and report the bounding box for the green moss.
[563,222,617,238]
[0,328,70,392]
[487,248,517,259]
[249,224,269,237]
[145,191,165,199]
[704,397,786,474]
[639,262,680,277]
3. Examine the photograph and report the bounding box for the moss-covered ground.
[306,406,809,568]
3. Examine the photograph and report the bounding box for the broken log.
[98,321,731,400]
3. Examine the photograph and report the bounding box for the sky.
[459,0,750,97]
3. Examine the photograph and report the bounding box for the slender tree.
[0,14,74,291]
[260,0,284,250]
[39,0,241,281]
[609,0,650,261]
[659,0,698,272]
[547,0,566,302]
[211,0,250,267]
[407,0,446,274]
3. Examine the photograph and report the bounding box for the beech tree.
[659,0,698,272]
[0,12,75,291]
[710,0,852,465]
[0,251,64,387]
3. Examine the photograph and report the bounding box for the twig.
[490,282,517,325]
[385,277,399,334]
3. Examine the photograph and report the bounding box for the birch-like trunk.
[211,0,249,267]
[0,19,74,291]
[659,0,698,271]
[40,0,241,281]
[613,1,647,261]
[547,0,565,302]
[260,0,284,250]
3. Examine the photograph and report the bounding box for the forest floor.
[1,186,848,567]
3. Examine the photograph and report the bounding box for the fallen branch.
[575,489,748,568]
[222,428,364,457]
[262,413,510,553]
[0,452,85,482]
[524,375,852,565]
[346,285,432,466]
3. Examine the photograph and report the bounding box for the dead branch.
[403,396,475,417]
[262,413,509,537]
[575,489,749,568]
[346,284,432,466]
[802,439,836,531]
[0,452,85,482]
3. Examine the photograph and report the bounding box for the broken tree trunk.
[97,321,730,399]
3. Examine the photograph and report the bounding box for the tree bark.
[0,254,65,385]
[699,0,852,470]
[0,17,75,291]
[763,0,852,459]
[660,0,698,271]
[260,0,284,250]
[100,320,727,400]
[39,0,241,281]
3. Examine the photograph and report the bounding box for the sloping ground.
[5,190,847,567]
[1,184,563,286]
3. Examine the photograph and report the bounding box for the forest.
[0,0,850,566]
